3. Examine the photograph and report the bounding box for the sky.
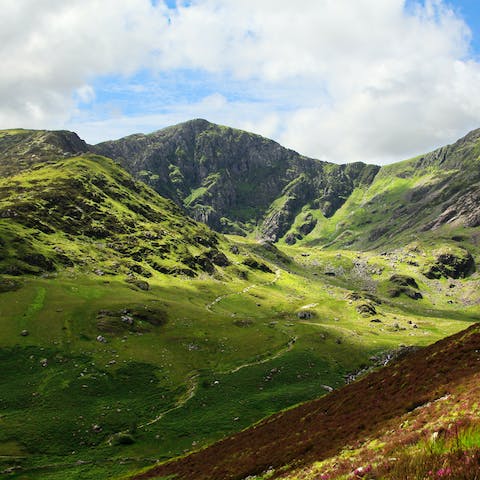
[2,0,480,164]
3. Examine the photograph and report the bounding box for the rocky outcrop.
[0,129,88,176]
[426,187,480,230]
[387,275,423,300]
[422,248,475,279]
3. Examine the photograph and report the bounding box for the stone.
[285,233,297,245]
[356,303,377,317]
[297,310,314,319]
[125,278,150,291]
[423,248,475,279]
[210,251,230,267]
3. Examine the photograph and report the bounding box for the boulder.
[209,251,230,267]
[125,277,150,290]
[242,257,273,273]
[298,215,317,236]
[387,275,423,300]
[297,310,315,319]
[0,277,22,293]
[389,274,418,289]
[285,233,297,245]
[356,303,377,317]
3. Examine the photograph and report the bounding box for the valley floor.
[1,239,480,480]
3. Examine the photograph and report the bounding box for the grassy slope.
[0,129,479,479]
[3,239,479,480]
[284,129,480,250]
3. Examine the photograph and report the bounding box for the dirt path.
[138,373,199,429]
[141,268,285,428]
[219,335,297,375]
[206,268,281,312]
[139,331,296,429]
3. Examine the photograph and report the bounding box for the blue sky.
[3,0,480,164]
[437,0,480,53]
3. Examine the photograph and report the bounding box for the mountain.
[93,119,379,241]
[95,121,480,251]
[0,124,479,480]
[130,322,480,480]
[306,127,480,250]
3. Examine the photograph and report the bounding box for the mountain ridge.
[93,119,380,241]
[92,119,480,249]
[0,123,480,480]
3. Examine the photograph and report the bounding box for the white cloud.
[0,0,168,128]
[2,0,480,163]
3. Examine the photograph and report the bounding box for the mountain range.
[0,121,479,480]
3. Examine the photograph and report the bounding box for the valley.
[0,124,479,479]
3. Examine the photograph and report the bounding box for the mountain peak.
[94,121,378,241]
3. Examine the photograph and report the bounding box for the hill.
[130,322,480,480]
[0,128,242,280]
[94,120,480,251]
[0,129,88,177]
[305,128,480,250]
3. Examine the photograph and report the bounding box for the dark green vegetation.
[0,124,479,479]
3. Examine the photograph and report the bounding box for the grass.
[139,323,480,480]
[1,238,477,480]
[0,129,479,479]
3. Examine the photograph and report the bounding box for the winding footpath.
[139,268,289,429]
[218,335,298,375]
[138,373,199,429]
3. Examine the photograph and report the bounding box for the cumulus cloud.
[2,0,480,163]
[0,0,168,127]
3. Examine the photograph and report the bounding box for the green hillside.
[0,126,479,480]
[132,323,480,480]
[291,128,480,250]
